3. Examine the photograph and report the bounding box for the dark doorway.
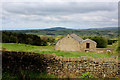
[86,43,90,48]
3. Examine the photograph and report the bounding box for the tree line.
[2,31,117,48]
[2,31,48,46]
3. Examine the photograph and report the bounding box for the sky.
[0,0,119,30]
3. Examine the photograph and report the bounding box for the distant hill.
[3,27,118,38]
[46,27,67,30]
[46,27,118,30]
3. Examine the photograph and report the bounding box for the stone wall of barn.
[55,34,81,51]
[80,40,97,52]
[55,34,97,52]
[2,51,119,78]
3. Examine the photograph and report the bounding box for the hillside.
[4,27,118,38]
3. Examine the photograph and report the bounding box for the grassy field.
[107,45,114,48]
[1,43,54,52]
[1,43,117,59]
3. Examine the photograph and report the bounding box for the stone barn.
[55,33,97,52]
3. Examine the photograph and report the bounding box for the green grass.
[107,45,113,48]
[1,43,54,52]
[38,51,113,58]
[1,43,116,58]
[2,71,56,79]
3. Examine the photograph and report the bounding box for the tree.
[2,33,9,43]
[9,35,16,43]
[91,36,108,48]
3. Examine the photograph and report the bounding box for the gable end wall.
[56,35,81,51]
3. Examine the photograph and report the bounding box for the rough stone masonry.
[2,51,120,78]
[47,55,119,78]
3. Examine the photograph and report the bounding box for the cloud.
[1,2,118,30]
[3,2,117,15]
[1,0,119,2]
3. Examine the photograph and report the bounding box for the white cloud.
[1,2,118,30]
[1,0,119,2]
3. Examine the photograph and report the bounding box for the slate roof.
[70,33,83,42]
[82,39,97,44]
[56,33,96,44]
[70,33,96,44]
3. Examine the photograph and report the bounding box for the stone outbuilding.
[55,33,97,52]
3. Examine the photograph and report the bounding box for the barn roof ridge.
[82,38,97,44]
[70,33,83,43]
[70,33,96,44]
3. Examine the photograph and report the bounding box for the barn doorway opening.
[86,43,90,48]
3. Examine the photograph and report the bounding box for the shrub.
[108,40,117,45]
[79,72,94,78]
[112,41,120,55]
[106,50,111,54]
[91,36,108,48]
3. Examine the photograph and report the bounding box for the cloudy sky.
[1,0,119,30]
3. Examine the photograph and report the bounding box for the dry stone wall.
[2,51,56,74]
[96,48,114,53]
[2,51,119,78]
[47,56,119,78]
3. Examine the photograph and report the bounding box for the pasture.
[1,43,117,59]
[107,45,114,48]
